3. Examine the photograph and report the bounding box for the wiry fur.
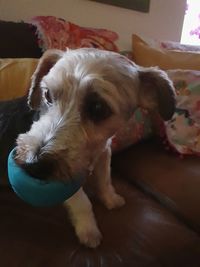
[0,48,176,247]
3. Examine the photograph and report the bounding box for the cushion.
[132,34,200,70]
[164,69,200,155]
[0,58,38,101]
[161,40,200,52]
[30,16,119,52]
[112,108,153,152]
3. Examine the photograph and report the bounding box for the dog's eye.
[84,92,112,123]
[44,89,52,105]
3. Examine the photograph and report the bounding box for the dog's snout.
[20,154,57,181]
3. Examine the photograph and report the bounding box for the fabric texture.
[0,58,38,100]
[165,70,200,155]
[30,16,119,52]
[112,108,153,152]
[132,34,200,70]
[161,40,200,52]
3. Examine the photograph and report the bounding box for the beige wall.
[0,0,186,50]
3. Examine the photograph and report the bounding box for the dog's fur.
[0,48,175,247]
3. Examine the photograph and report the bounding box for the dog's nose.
[20,155,57,181]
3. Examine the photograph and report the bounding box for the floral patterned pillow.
[113,69,200,155]
[165,70,200,155]
[30,16,119,52]
[112,108,153,152]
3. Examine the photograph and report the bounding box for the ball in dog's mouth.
[7,148,83,207]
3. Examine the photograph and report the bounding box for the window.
[181,0,200,45]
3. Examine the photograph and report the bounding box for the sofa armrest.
[112,138,200,234]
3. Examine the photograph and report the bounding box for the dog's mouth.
[18,156,58,181]
[14,149,91,182]
[14,126,104,182]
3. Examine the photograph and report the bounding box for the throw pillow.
[132,34,200,70]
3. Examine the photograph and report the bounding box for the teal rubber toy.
[7,148,83,207]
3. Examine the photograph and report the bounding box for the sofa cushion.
[30,16,119,52]
[0,58,38,100]
[112,138,200,233]
[132,34,200,70]
[1,176,200,267]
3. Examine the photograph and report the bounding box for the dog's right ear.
[28,49,63,110]
[138,67,176,121]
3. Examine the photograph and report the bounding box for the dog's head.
[15,48,175,181]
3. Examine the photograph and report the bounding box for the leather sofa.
[0,21,200,267]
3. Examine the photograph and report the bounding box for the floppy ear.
[28,49,63,110]
[138,67,176,121]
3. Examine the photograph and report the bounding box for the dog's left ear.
[28,49,63,110]
[138,67,176,121]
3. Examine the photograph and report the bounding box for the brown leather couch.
[1,21,200,267]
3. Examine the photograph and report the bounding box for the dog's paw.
[76,223,102,248]
[103,193,125,210]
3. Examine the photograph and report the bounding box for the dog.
[0,48,175,248]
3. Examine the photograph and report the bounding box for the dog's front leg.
[94,146,125,210]
[64,188,102,248]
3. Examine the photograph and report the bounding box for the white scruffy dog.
[15,48,175,247]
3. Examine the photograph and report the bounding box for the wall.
[0,0,186,50]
